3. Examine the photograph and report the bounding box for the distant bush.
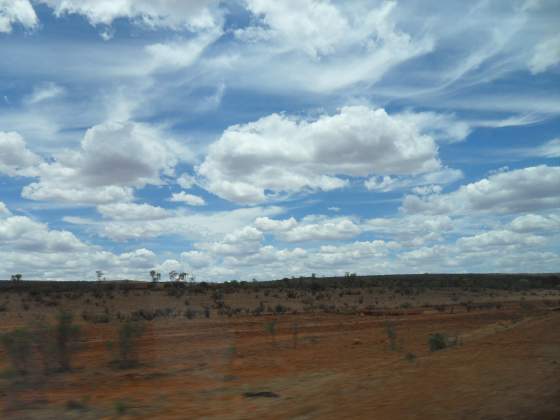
[108,321,145,369]
[385,321,397,351]
[405,352,416,363]
[275,304,287,314]
[428,333,458,352]
[1,328,33,375]
[54,311,81,371]
[264,320,277,346]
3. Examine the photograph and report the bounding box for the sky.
[0,0,559,281]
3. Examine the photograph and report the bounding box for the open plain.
[1,274,559,419]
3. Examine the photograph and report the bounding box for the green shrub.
[264,320,277,345]
[109,321,145,369]
[1,328,33,375]
[54,311,81,371]
[405,352,416,363]
[385,321,397,351]
[428,332,453,352]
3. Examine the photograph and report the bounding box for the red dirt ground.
[1,299,559,419]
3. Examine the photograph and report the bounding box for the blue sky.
[0,0,559,281]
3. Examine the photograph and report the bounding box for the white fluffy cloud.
[195,226,263,256]
[510,213,560,233]
[529,34,560,74]
[241,0,350,58]
[255,216,361,243]
[199,106,442,204]
[403,165,560,215]
[0,0,37,33]
[21,121,189,205]
[169,192,206,206]
[233,1,433,93]
[0,201,11,217]
[365,214,454,247]
[0,215,87,253]
[38,0,221,31]
[85,206,283,242]
[0,131,42,176]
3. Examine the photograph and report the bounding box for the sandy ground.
[0,286,559,419]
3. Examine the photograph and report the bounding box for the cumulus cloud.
[82,206,283,242]
[199,106,442,204]
[398,225,557,273]
[22,121,189,205]
[510,213,560,233]
[0,201,11,217]
[0,215,88,253]
[254,216,297,232]
[38,0,221,31]
[240,0,350,58]
[255,216,361,243]
[364,214,454,247]
[402,165,560,215]
[529,34,560,74]
[0,0,37,33]
[169,191,206,206]
[456,229,546,251]
[0,131,42,176]
[195,226,263,256]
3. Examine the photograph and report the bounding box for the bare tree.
[149,270,159,282]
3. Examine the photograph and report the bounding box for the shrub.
[385,321,397,351]
[1,328,33,375]
[264,320,277,346]
[291,322,300,349]
[54,311,81,371]
[184,308,196,319]
[108,321,145,369]
[428,333,451,352]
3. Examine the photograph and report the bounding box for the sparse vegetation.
[108,320,145,369]
[1,328,33,375]
[385,320,397,351]
[54,311,81,371]
[428,333,456,352]
[264,320,277,346]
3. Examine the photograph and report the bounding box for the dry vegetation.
[0,274,559,419]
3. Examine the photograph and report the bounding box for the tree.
[96,270,104,281]
[11,274,22,282]
[149,270,160,282]
[169,270,178,282]
[178,272,187,282]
